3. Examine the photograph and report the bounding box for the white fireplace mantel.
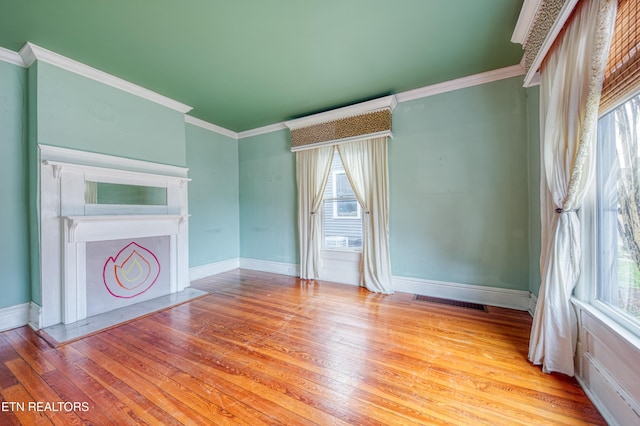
[37,145,190,328]
[62,214,188,324]
[64,214,188,243]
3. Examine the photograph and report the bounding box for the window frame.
[581,89,640,338]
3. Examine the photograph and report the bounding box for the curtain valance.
[290,109,391,150]
[286,96,396,152]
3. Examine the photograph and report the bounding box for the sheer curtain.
[337,137,393,294]
[296,146,334,279]
[528,0,617,376]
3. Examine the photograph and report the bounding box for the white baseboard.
[29,302,42,330]
[239,258,299,277]
[0,303,30,332]
[529,292,538,317]
[189,258,240,281]
[189,257,530,311]
[392,275,530,311]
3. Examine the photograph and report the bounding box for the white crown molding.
[284,95,397,131]
[19,42,193,114]
[235,64,525,140]
[523,0,579,87]
[396,65,525,104]
[238,122,288,139]
[185,115,238,140]
[511,0,544,44]
[0,46,25,67]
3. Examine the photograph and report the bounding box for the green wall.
[2,51,537,312]
[34,62,186,166]
[0,60,30,309]
[186,124,240,266]
[239,129,298,264]
[27,61,189,304]
[389,77,529,291]
[527,86,541,295]
[237,77,532,291]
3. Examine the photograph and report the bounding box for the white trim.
[64,215,187,243]
[573,299,640,426]
[522,0,580,87]
[43,159,190,187]
[284,96,397,131]
[38,146,190,327]
[0,46,25,67]
[39,144,189,178]
[396,65,525,104]
[185,115,238,140]
[238,122,288,139]
[239,258,299,277]
[198,259,532,310]
[319,250,361,286]
[511,0,544,44]
[290,130,393,152]
[29,302,42,330]
[392,275,530,311]
[189,258,240,281]
[0,303,30,332]
[19,42,192,114]
[529,292,538,317]
[574,375,618,426]
[236,65,526,139]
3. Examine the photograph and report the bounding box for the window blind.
[600,0,640,113]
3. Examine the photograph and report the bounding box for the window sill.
[321,248,361,258]
[571,297,640,352]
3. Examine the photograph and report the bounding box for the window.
[332,171,361,219]
[596,91,640,331]
[323,150,362,249]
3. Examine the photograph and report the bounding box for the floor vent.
[413,295,487,311]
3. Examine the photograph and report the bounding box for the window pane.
[336,173,355,198]
[337,200,358,217]
[597,92,640,324]
[323,150,362,249]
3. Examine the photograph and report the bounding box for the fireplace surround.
[36,145,190,328]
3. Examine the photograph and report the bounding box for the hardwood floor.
[0,269,605,425]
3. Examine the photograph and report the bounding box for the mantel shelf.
[64,214,188,222]
[64,215,188,244]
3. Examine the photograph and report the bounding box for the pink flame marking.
[102,242,161,299]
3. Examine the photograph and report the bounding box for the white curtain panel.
[529,0,617,376]
[337,137,394,294]
[296,145,334,279]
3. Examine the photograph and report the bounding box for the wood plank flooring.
[0,269,605,425]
